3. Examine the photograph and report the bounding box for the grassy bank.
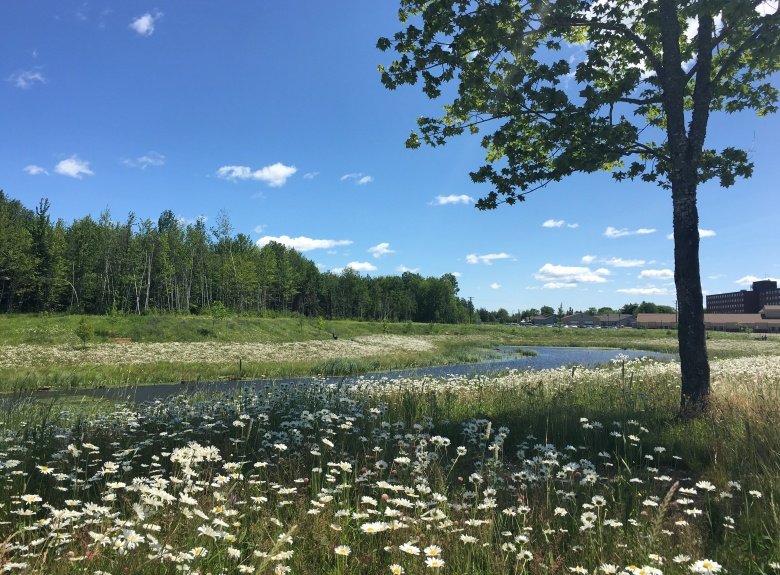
[0,354,778,573]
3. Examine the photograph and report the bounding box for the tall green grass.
[0,355,778,572]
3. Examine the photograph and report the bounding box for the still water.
[26,346,675,404]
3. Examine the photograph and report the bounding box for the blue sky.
[2,1,778,313]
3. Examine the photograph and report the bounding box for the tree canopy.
[0,191,470,324]
[379,0,779,413]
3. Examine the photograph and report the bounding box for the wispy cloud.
[9,69,46,89]
[303,172,319,180]
[616,286,670,296]
[639,269,674,280]
[256,235,351,252]
[123,152,165,170]
[55,156,94,179]
[735,275,779,286]
[534,263,610,284]
[332,261,377,274]
[23,164,48,176]
[581,255,597,264]
[465,252,512,265]
[368,242,395,258]
[130,11,162,36]
[253,225,266,234]
[603,257,646,268]
[604,226,656,238]
[217,162,297,187]
[340,172,373,185]
[177,214,207,226]
[490,282,501,289]
[542,219,579,228]
[432,194,474,206]
[396,264,419,273]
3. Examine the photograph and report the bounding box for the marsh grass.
[2,313,779,393]
[0,355,777,573]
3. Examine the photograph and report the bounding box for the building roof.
[760,305,780,319]
[596,313,633,321]
[637,312,780,327]
[637,313,676,323]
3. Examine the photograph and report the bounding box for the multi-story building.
[759,283,780,306]
[706,280,779,313]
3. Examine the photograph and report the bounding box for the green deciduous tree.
[75,317,94,349]
[378,0,779,414]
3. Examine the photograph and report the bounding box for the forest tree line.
[0,191,471,322]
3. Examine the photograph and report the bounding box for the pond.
[23,346,675,404]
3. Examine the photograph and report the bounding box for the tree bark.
[672,174,710,415]
[658,0,711,415]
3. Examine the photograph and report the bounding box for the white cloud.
[23,164,48,176]
[176,215,207,226]
[130,11,162,36]
[396,265,420,273]
[581,254,597,264]
[616,286,670,296]
[542,219,579,229]
[756,1,778,16]
[465,252,511,265]
[639,269,674,280]
[534,263,610,284]
[303,172,319,180]
[603,257,646,268]
[543,282,578,289]
[368,242,394,258]
[344,261,377,273]
[490,282,501,289]
[123,152,165,170]
[433,194,474,205]
[256,235,352,252]
[451,271,462,278]
[735,275,780,286]
[55,156,94,179]
[9,69,46,89]
[253,225,266,234]
[217,162,297,187]
[666,228,717,240]
[341,172,373,184]
[604,226,656,238]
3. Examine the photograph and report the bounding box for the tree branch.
[560,18,664,79]
[617,96,663,105]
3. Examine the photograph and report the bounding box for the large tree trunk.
[659,0,712,415]
[672,173,710,415]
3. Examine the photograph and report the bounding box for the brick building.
[706,280,779,313]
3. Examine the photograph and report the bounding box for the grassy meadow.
[0,353,778,573]
[1,313,778,391]
[0,314,778,572]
